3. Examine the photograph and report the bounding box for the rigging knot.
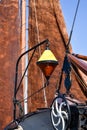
[13,98,24,117]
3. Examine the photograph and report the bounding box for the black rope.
[51,0,67,49]
[56,0,80,93]
[19,80,49,103]
[66,0,80,50]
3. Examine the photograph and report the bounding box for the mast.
[21,0,28,114]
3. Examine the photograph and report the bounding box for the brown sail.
[0,0,22,129]
[0,0,87,130]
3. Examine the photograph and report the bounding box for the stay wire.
[56,0,80,92]
[51,0,67,49]
[66,0,80,50]
[19,81,49,104]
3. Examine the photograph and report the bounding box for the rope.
[49,0,70,93]
[51,0,67,49]
[66,0,80,49]
[52,0,81,93]
[20,81,49,104]
[33,0,48,107]
[33,0,40,45]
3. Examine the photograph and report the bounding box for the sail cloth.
[0,0,22,129]
[0,0,86,129]
[28,0,86,112]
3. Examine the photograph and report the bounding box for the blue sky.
[60,0,87,55]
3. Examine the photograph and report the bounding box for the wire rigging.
[54,0,81,94]
[20,81,49,104]
[66,0,80,50]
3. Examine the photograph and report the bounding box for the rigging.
[66,0,80,50]
[15,0,81,104]
[57,0,81,93]
[33,0,48,107]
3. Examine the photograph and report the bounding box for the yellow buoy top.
[38,49,58,62]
